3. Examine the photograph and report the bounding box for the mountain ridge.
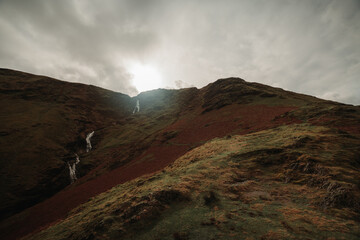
[0,68,359,239]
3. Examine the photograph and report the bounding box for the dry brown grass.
[22,124,360,240]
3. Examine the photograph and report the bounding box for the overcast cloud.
[0,0,359,104]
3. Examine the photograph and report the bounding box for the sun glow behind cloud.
[0,1,359,104]
[129,63,163,93]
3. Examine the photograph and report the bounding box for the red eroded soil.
[164,104,301,143]
[3,104,299,240]
[337,125,360,135]
[309,116,360,135]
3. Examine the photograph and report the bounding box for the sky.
[0,0,359,105]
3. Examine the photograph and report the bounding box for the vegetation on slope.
[0,68,133,219]
[26,124,360,240]
[1,69,359,239]
[0,69,193,221]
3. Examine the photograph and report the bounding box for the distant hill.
[0,69,359,240]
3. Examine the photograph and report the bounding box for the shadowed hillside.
[0,69,133,220]
[0,69,359,240]
[25,124,360,239]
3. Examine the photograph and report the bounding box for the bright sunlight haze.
[129,63,163,93]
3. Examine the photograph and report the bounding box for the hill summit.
[0,69,359,239]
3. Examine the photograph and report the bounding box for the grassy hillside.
[0,69,359,239]
[24,124,360,239]
[0,68,134,220]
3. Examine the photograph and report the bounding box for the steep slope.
[0,69,359,239]
[0,68,133,220]
[24,124,360,240]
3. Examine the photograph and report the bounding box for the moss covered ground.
[26,124,360,240]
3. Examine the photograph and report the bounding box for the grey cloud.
[0,0,160,95]
[0,0,359,104]
[174,80,194,89]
